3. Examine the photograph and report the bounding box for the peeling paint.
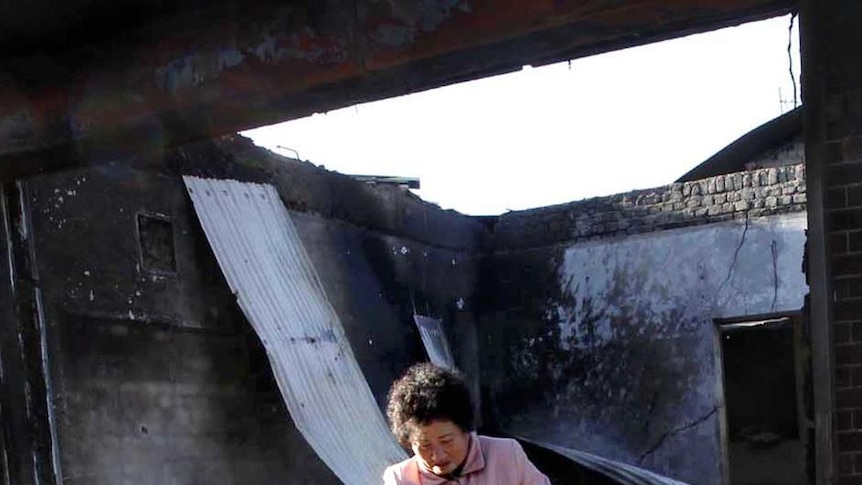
[0,0,794,168]
[365,0,466,47]
[217,47,244,71]
[152,0,467,92]
[155,28,351,92]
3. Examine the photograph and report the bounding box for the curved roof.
[676,107,802,182]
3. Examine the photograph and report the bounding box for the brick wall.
[826,111,862,481]
[802,1,862,483]
[493,164,806,251]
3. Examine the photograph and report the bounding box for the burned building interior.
[0,0,856,484]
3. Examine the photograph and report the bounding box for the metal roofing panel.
[183,176,406,485]
[522,438,691,485]
[413,315,455,369]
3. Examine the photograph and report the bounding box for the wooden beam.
[0,0,794,175]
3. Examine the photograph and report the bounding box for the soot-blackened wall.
[21,137,486,484]
[18,134,810,484]
[480,167,809,484]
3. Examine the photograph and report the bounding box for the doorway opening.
[717,314,811,485]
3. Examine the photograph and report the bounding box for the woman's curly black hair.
[386,363,475,447]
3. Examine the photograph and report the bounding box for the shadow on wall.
[492,268,704,463]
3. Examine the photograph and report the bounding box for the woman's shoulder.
[475,435,551,485]
[382,456,419,485]
[476,434,523,451]
[475,434,529,462]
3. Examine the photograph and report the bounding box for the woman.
[383,363,551,484]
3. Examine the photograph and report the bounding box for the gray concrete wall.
[481,212,808,484]
[22,137,486,484]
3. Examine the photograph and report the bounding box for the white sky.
[244,15,801,216]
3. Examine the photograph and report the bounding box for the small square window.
[137,213,176,273]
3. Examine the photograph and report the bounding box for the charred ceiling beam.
[0,0,794,176]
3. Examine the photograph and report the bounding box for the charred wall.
[480,167,809,484]
[15,137,486,484]
[7,133,814,484]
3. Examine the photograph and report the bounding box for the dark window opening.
[137,213,176,274]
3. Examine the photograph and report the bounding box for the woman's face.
[410,419,470,476]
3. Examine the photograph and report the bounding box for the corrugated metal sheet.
[413,315,455,369]
[183,176,407,485]
[522,438,691,485]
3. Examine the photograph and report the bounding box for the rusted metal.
[0,0,793,176]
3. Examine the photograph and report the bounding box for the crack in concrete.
[771,240,778,310]
[713,215,749,305]
[637,406,718,464]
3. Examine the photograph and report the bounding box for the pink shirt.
[382,433,551,485]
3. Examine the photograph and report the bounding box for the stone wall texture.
[494,164,806,250]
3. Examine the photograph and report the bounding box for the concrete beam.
[0,0,793,176]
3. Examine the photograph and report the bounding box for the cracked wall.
[480,209,807,484]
